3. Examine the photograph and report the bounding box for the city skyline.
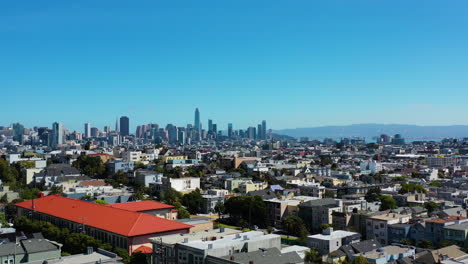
[2,1,468,129]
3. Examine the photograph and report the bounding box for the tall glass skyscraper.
[228,123,233,138]
[120,116,130,136]
[194,108,201,131]
[262,120,267,139]
[52,122,63,147]
[84,123,91,138]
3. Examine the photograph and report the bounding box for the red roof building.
[107,200,174,212]
[133,245,152,254]
[15,195,191,253]
[106,201,178,220]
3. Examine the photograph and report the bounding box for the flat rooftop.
[308,230,359,241]
[368,213,411,221]
[149,227,241,245]
[359,245,413,259]
[182,231,279,250]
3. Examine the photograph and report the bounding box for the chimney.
[243,235,249,241]
[183,238,189,243]
[208,244,213,249]
[220,227,225,233]
[249,261,254,264]
[230,256,235,261]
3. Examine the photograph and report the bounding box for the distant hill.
[274,124,468,140]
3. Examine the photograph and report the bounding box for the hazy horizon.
[2,1,468,131]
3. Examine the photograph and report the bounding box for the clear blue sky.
[1,0,468,132]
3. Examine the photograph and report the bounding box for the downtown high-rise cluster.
[4,109,270,148]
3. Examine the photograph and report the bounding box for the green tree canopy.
[352,255,371,264]
[160,188,182,205]
[399,183,426,194]
[365,188,381,202]
[72,154,106,178]
[282,216,309,240]
[224,195,267,228]
[305,249,322,264]
[380,195,397,210]
[181,189,204,214]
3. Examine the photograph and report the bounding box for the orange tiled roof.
[15,195,191,237]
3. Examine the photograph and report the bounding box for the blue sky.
[1,0,468,132]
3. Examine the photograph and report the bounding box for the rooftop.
[308,230,359,241]
[359,245,414,259]
[15,195,191,237]
[106,200,174,211]
[219,247,303,264]
[182,231,279,250]
[426,216,468,224]
[444,221,468,231]
[149,227,241,245]
[368,213,411,221]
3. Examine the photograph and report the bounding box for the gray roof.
[299,198,338,208]
[220,247,303,264]
[337,239,382,259]
[0,243,25,256]
[443,221,468,231]
[21,238,61,254]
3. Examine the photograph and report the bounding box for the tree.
[429,181,441,187]
[129,252,148,264]
[399,183,426,194]
[392,176,407,182]
[0,158,19,185]
[282,216,309,240]
[84,141,92,150]
[50,185,64,195]
[305,249,322,264]
[224,196,267,228]
[324,190,335,198]
[160,188,182,205]
[114,170,129,186]
[174,202,190,219]
[0,194,7,203]
[352,255,371,264]
[380,195,397,210]
[114,248,130,263]
[214,202,225,219]
[400,238,414,246]
[365,188,381,202]
[72,154,106,178]
[95,200,108,205]
[181,189,204,214]
[425,201,440,213]
[416,239,435,249]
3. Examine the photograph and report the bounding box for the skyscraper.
[247,127,256,140]
[194,108,201,131]
[228,123,233,138]
[120,116,130,136]
[262,120,267,140]
[208,119,213,132]
[13,123,24,143]
[84,123,91,138]
[51,122,63,147]
[115,117,119,133]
